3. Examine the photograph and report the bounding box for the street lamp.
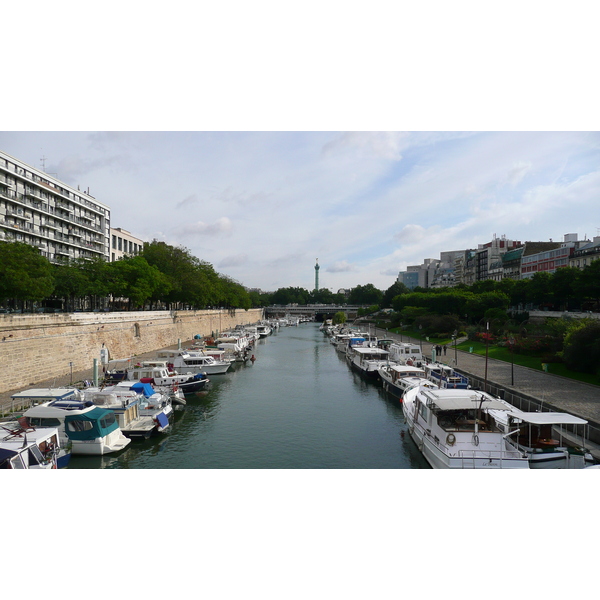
[484,321,489,393]
[509,336,515,386]
[453,329,458,365]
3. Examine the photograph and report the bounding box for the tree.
[52,262,88,312]
[108,256,165,310]
[527,272,553,307]
[576,260,600,309]
[561,320,600,374]
[332,311,347,325]
[271,287,310,305]
[348,283,383,305]
[382,281,409,308]
[0,241,55,308]
[551,267,580,311]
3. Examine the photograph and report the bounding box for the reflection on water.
[68,323,429,469]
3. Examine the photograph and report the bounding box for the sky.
[1,131,599,293]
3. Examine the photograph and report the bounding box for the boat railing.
[457,447,524,465]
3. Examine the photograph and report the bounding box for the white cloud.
[176,194,199,209]
[505,161,532,187]
[179,217,233,237]
[327,261,358,273]
[218,254,248,268]
[394,224,428,245]
[322,132,408,161]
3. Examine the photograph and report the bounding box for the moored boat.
[388,342,423,365]
[80,386,161,439]
[487,406,594,468]
[2,419,71,468]
[0,423,65,468]
[16,388,131,455]
[402,384,529,469]
[346,346,390,378]
[378,363,435,400]
[154,349,231,375]
[423,362,469,389]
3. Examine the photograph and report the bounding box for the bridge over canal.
[264,304,365,321]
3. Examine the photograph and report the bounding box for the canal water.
[68,322,429,469]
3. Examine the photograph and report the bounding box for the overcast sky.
[2,131,598,292]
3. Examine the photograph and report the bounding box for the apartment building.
[521,233,588,278]
[110,227,144,261]
[0,150,110,262]
[570,236,600,269]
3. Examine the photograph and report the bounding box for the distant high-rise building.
[0,149,110,263]
[314,258,320,291]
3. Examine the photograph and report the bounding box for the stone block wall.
[0,308,263,394]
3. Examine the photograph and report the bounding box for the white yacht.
[402,385,529,469]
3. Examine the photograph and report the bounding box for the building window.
[118,237,122,251]
[112,234,116,249]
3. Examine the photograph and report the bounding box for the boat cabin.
[388,343,423,364]
[423,363,469,389]
[420,388,510,433]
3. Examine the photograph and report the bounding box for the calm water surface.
[69,323,429,469]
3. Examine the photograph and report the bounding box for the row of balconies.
[0,189,105,233]
[0,218,106,252]
[0,162,106,215]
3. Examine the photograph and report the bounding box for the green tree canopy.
[0,241,55,304]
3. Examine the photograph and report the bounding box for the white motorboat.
[81,385,169,438]
[346,346,390,378]
[155,349,231,375]
[378,363,436,400]
[16,388,131,455]
[107,359,208,398]
[256,323,272,337]
[487,406,594,468]
[388,342,423,365]
[423,362,469,389]
[0,426,59,469]
[1,419,70,468]
[402,385,529,469]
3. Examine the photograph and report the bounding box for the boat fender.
[472,434,479,446]
[446,433,456,446]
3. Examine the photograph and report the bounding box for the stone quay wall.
[0,308,264,395]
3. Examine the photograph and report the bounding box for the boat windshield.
[436,410,500,433]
